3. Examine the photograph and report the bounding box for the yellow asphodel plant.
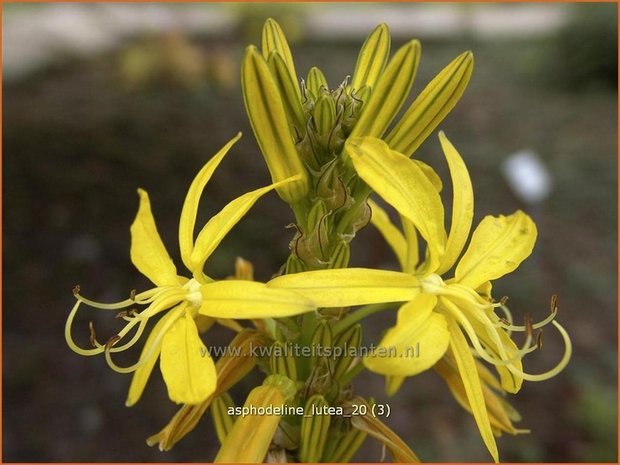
[65,133,317,406]
[268,132,571,462]
[349,135,572,461]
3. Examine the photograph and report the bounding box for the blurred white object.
[501,150,552,204]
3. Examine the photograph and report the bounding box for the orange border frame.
[0,1,617,464]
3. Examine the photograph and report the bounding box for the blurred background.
[3,2,617,462]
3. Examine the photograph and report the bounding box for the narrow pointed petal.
[447,317,499,462]
[368,198,408,270]
[414,159,443,192]
[268,268,420,307]
[351,40,420,139]
[455,211,537,289]
[387,51,474,157]
[307,66,329,96]
[147,330,269,451]
[364,294,449,376]
[130,189,178,287]
[385,375,406,397]
[436,132,474,275]
[401,215,419,274]
[189,176,300,275]
[160,311,217,405]
[199,280,315,318]
[351,23,391,92]
[434,353,521,436]
[346,137,446,272]
[179,133,242,270]
[467,314,524,394]
[126,305,185,406]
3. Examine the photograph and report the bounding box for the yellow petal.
[130,189,178,287]
[436,132,474,275]
[350,23,391,92]
[267,268,420,307]
[350,40,420,139]
[467,314,524,394]
[160,310,217,405]
[368,198,407,270]
[455,211,537,289]
[386,51,473,157]
[126,305,185,406]
[447,317,499,462]
[346,137,446,272]
[401,215,419,274]
[364,294,449,376]
[434,352,521,437]
[385,375,406,396]
[414,160,443,192]
[199,280,315,318]
[179,133,242,270]
[189,176,299,276]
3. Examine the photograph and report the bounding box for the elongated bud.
[348,397,420,462]
[350,40,421,139]
[310,320,333,368]
[268,51,306,138]
[316,161,350,211]
[270,340,298,382]
[211,393,236,444]
[285,252,307,274]
[387,51,473,157]
[306,66,329,99]
[295,202,331,266]
[313,94,337,136]
[351,23,391,92]
[241,45,309,204]
[215,375,296,463]
[262,18,300,100]
[333,324,361,380]
[299,394,331,462]
[329,241,350,269]
[234,256,254,280]
[326,421,368,462]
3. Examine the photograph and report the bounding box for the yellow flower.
[65,133,314,406]
[345,133,571,461]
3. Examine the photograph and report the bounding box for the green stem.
[332,302,394,335]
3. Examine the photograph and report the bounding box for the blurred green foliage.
[545,4,617,90]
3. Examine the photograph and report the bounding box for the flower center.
[184,278,203,308]
[420,273,445,294]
